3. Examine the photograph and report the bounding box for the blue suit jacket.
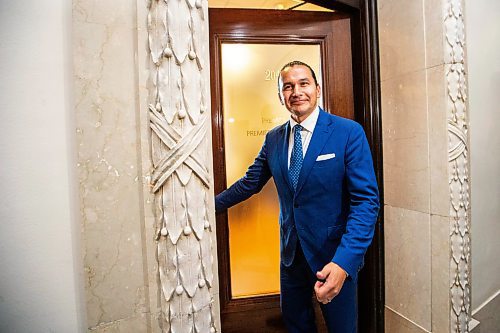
[216,110,379,281]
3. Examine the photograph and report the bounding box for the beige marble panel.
[427,65,450,217]
[73,0,147,329]
[431,214,451,333]
[378,0,426,82]
[89,313,150,333]
[385,206,431,330]
[385,307,430,333]
[424,0,446,68]
[382,70,430,214]
[135,1,161,331]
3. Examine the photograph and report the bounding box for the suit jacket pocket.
[327,225,345,240]
[313,158,338,169]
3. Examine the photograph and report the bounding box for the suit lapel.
[295,110,335,195]
[279,122,294,193]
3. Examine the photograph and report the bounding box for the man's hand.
[314,262,348,304]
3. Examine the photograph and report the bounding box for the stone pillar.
[74,0,220,331]
[146,0,220,331]
[444,1,471,330]
[379,0,471,332]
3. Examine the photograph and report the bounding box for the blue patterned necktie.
[289,124,303,190]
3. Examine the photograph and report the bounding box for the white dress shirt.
[287,106,320,168]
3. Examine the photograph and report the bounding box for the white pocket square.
[316,153,336,161]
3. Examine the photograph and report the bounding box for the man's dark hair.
[278,60,319,87]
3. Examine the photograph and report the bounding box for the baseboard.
[469,317,480,333]
[472,290,500,333]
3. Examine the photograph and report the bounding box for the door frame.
[210,1,384,332]
[210,10,355,327]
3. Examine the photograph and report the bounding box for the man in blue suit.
[215,61,379,332]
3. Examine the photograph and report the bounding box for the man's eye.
[283,85,292,91]
[300,82,309,86]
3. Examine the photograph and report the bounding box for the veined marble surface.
[74,0,220,331]
[379,0,471,332]
[73,0,148,329]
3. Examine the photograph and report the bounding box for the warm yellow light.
[221,44,250,71]
[221,43,322,298]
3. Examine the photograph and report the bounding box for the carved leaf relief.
[168,0,191,64]
[177,234,202,297]
[148,0,168,64]
[445,1,471,332]
[170,292,194,333]
[158,58,182,124]
[148,0,217,331]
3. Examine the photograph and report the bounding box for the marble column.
[74,0,220,331]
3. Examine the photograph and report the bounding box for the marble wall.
[73,0,149,330]
[379,0,470,332]
[74,0,220,331]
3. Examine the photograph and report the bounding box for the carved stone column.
[146,0,220,332]
[445,1,471,331]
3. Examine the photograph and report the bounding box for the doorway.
[210,3,383,332]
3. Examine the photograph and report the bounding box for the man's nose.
[292,84,302,95]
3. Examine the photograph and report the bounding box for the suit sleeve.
[332,123,380,280]
[215,135,272,212]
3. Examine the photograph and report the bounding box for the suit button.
[294,203,299,208]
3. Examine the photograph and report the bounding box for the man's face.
[279,65,321,123]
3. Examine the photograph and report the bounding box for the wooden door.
[210,9,356,332]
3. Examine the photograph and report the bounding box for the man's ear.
[277,75,285,105]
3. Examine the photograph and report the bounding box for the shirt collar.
[289,106,320,133]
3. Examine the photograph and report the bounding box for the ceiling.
[208,0,333,11]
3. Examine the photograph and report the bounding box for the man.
[215,61,379,332]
